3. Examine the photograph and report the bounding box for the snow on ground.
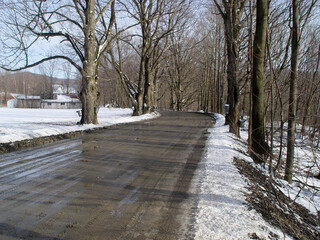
[192,114,292,240]
[240,119,320,218]
[0,107,159,144]
[277,142,320,217]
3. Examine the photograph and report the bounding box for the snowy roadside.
[0,107,159,144]
[191,114,292,240]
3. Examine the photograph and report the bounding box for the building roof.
[53,84,78,94]
[16,95,41,100]
[41,94,80,103]
[0,93,15,100]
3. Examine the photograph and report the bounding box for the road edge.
[0,118,156,155]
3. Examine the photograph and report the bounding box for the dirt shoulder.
[0,121,138,155]
[0,130,83,154]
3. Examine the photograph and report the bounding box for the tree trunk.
[248,0,254,152]
[133,55,145,116]
[80,75,99,124]
[224,18,240,136]
[133,91,144,116]
[170,87,175,110]
[250,0,268,163]
[301,42,320,133]
[213,0,247,137]
[267,36,275,172]
[285,0,300,184]
[176,81,182,111]
[143,56,155,114]
[80,0,99,124]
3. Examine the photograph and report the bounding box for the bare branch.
[213,0,227,19]
[72,0,86,26]
[26,29,85,62]
[95,0,114,25]
[1,55,82,73]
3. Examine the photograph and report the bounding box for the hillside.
[0,71,79,96]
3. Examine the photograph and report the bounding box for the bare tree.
[284,0,319,183]
[38,59,59,99]
[299,31,320,133]
[213,0,247,137]
[284,0,300,183]
[0,72,9,106]
[164,23,200,111]
[62,62,74,95]
[116,0,191,115]
[250,0,269,163]
[0,0,118,124]
[265,1,291,173]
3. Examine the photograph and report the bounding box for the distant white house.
[53,84,78,95]
[41,94,81,109]
[7,94,42,108]
[6,93,81,109]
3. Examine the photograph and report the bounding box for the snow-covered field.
[0,107,158,144]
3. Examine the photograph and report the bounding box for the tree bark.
[80,0,99,124]
[223,11,240,136]
[285,0,300,183]
[301,42,320,133]
[143,55,155,114]
[133,42,146,116]
[250,0,269,163]
[213,0,247,137]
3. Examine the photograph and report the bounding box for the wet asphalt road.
[0,111,213,240]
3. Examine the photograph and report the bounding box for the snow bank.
[0,107,159,144]
[192,114,291,240]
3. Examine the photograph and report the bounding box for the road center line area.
[0,111,213,240]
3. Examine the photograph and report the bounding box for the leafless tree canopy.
[0,0,117,72]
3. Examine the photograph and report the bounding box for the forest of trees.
[0,0,320,182]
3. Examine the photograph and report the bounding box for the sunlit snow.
[0,107,159,144]
[191,114,293,239]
